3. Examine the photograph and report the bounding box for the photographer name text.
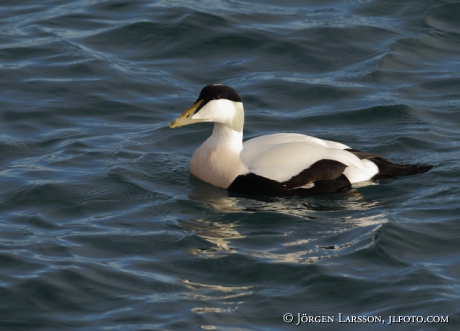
[282,313,449,325]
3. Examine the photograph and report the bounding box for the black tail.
[369,158,432,178]
[345,149,433,179]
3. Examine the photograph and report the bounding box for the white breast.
[190,142,247,188]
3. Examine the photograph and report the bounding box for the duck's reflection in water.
[181,184,387,263]
[179,185,387,328]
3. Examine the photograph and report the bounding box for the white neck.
[211,123,243,148]
[190,123,247,188]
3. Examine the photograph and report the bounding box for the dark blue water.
[1,0,460,330]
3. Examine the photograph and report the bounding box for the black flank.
[289,174,351,195]
[228,159,352,196]
[282,159,347,190]
[228,173,289,195]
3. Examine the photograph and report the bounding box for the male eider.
[169,84,432,195]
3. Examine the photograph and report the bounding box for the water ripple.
[1,0,460,330]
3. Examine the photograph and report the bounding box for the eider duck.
[169,84,432,196]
